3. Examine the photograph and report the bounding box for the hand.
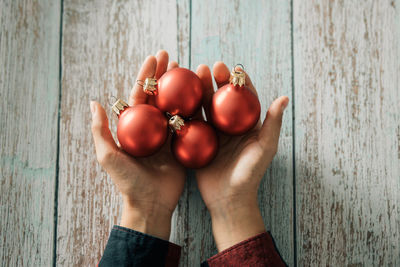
[90,50,185,240]
[195,62,289,251]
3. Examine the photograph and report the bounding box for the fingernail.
[90,101,96,116]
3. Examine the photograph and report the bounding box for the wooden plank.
[57,1,189,265]
[170,1,190,266]
[189,0,294,265]
[0,0,61,266]
[294,0,400,265]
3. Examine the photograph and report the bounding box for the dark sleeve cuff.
[201,232,286,267]
[99,225,181,267]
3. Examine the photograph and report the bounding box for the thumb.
[90,101,118,166]
[258,96,289,154]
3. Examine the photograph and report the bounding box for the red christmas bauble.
[210,69,260,135]
[115,102,168,157]
[169,115,218,168]
[152,68,203,117]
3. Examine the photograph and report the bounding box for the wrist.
[120,196,173,241]
[209,195,266,252]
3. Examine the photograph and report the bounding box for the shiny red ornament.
[112,99,168,157]
[169,115,218,168]
[143,68,203,117]
[210,67,260,135]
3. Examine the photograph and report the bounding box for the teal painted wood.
[56,1,188,265]
[189,0,294,265]
[171,1,191,266]
[294,0,400,265]
[0,0,61,266]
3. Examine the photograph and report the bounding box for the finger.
[258,96,289,153]
[90,101,119,167]
[167,61,179,71]
[155,50,169,79]
[212,61,230,88]
[148,60,178,107]
[196,64,214,121]
[129,56,157,106]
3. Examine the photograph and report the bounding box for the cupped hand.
[195,62,289,251]
[90,50,185,240]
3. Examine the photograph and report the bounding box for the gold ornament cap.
[112,99,129,116]
[168,115,185,131]
[229,64,246,87]
[143,78,158,95]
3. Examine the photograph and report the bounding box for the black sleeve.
[99,225,181,267]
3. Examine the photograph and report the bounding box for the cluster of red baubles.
[112,66,260,168]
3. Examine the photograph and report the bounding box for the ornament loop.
[108,95,118,106]
[165,112,173,119]
[233,63,245,73]
[136,80,145,87]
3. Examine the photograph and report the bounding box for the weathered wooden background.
[0,0,399,266]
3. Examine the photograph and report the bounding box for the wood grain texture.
[57,1,188,265]
[0,0,61,266]
[189,0,294,265]
[171,1,190,266]
[4,0,400,265]
[294,0,400,265]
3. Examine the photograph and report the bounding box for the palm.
[111,134,185,212]
[194,62,286,210]
[196,126,272,206]
[92,51,187,214]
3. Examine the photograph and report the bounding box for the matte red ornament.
[169,115,218,169]
[143,68,203,117]
[210,66,261,135]
[112,99,168,157]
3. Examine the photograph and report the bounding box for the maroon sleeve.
[204,232,286,267]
